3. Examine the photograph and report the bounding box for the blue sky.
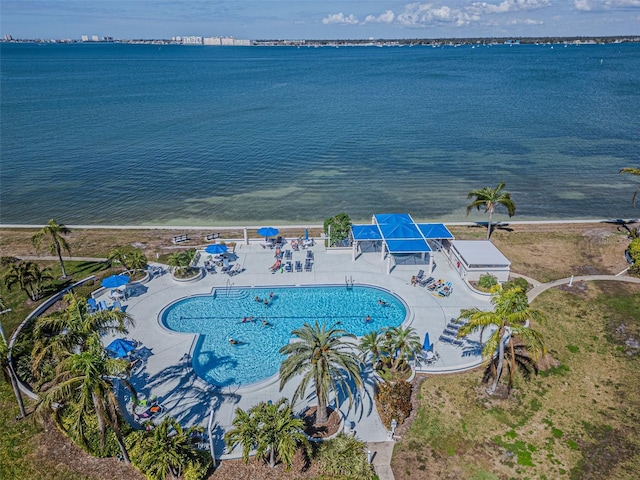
[1,0,639,40]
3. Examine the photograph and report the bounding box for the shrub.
[375,380,413,429]
[315,433,374,480]
[477,273,498,290]
[324,213,352,247]
[503,276,529,292]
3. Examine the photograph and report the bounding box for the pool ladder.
[345,275,354,290]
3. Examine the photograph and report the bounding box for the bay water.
[1,42,638,226]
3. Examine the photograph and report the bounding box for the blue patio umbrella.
[101,274,130,289]
[106,338,137,358]
[304,228,309,240]
[422,332,432,351]
[257,227,279,238]
[205,244,227,255]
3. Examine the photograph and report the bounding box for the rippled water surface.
[1,43,638,225]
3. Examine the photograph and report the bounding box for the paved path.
[527,273,640,301]
[367,441,395,480]
[18,255,108,262]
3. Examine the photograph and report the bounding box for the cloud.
[364,10,395,24]
[396,3,478,27]
[573,0,640,11]
[324,1,554,30]
[506,17,545,24]
[321,12,359,25]
[468,0,551,15]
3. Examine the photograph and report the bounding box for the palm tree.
[466,182,516,239]
[31,293,133,380]
[620,166,640,206]
[359,330,385,365]
[108,246,148,275]
[225,398,306,469]
[3,261,52,301]
[0,335,27,419]
[167,249,195,275]
[36,336,135,463]
[224,405,257,463]
[279,321,363,424]
[456,287,546,395]
[128,416,205,480]
[31,219,71,278]
[382,326,422,372]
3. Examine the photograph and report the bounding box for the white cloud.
[468,0,551,15]
[364,10,395,24]
[573,0,640,11]
[321,12,359,25]
[507,17,545,24]
[396,3,478,27]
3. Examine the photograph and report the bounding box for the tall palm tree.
[620,166,640,206]
[128,416,205,480]
[466,182,516,239]
[279,321,363,424]
[31,293,133,380]
[3,261,52,301]
[36,336,135,463]
[0,335,27,419]
[32,219,71,278]
[225,398,306,469]
[457,287,546,395]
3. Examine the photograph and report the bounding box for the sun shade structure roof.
[451,240,511,268]
[351,214,454,254]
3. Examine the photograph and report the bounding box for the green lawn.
[392,282,640,479]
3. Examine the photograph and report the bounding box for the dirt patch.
[557,280,590,296]
[300,406,341,439]
[30,420,143,480]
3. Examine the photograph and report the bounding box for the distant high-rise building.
[81,35,89,42]
[91,35,99,42]
[4,34,13,41]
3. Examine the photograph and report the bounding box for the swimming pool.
[161,285,407,387]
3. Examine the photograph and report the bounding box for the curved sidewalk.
[527,274,640,302]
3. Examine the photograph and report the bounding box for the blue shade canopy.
[417,223,455,239]
[374,213,414,225]
[385,239,432,253]
[257,227,279,237]
[101,274,130,288]
[205,244,227,254]
[106,338,136,358]
[352,224,383,240]
[379,223,422,240]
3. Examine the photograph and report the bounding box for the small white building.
[447,240,511,283]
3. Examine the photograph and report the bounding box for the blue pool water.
[161,285,407,387]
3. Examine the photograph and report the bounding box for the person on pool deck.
[410,275,418,286]
[378,299,388,306]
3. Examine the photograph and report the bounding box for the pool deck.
[96,240,491,459]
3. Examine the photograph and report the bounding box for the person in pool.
[229,338,238,345]
[365,315,371,322]
[254,296,261,302]
[262,319,272,327]
[378,299,388,306]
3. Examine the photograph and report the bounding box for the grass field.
[0,222,637,479]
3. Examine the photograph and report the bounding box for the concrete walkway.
[367,441,396,480]
[527,273,640,301]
